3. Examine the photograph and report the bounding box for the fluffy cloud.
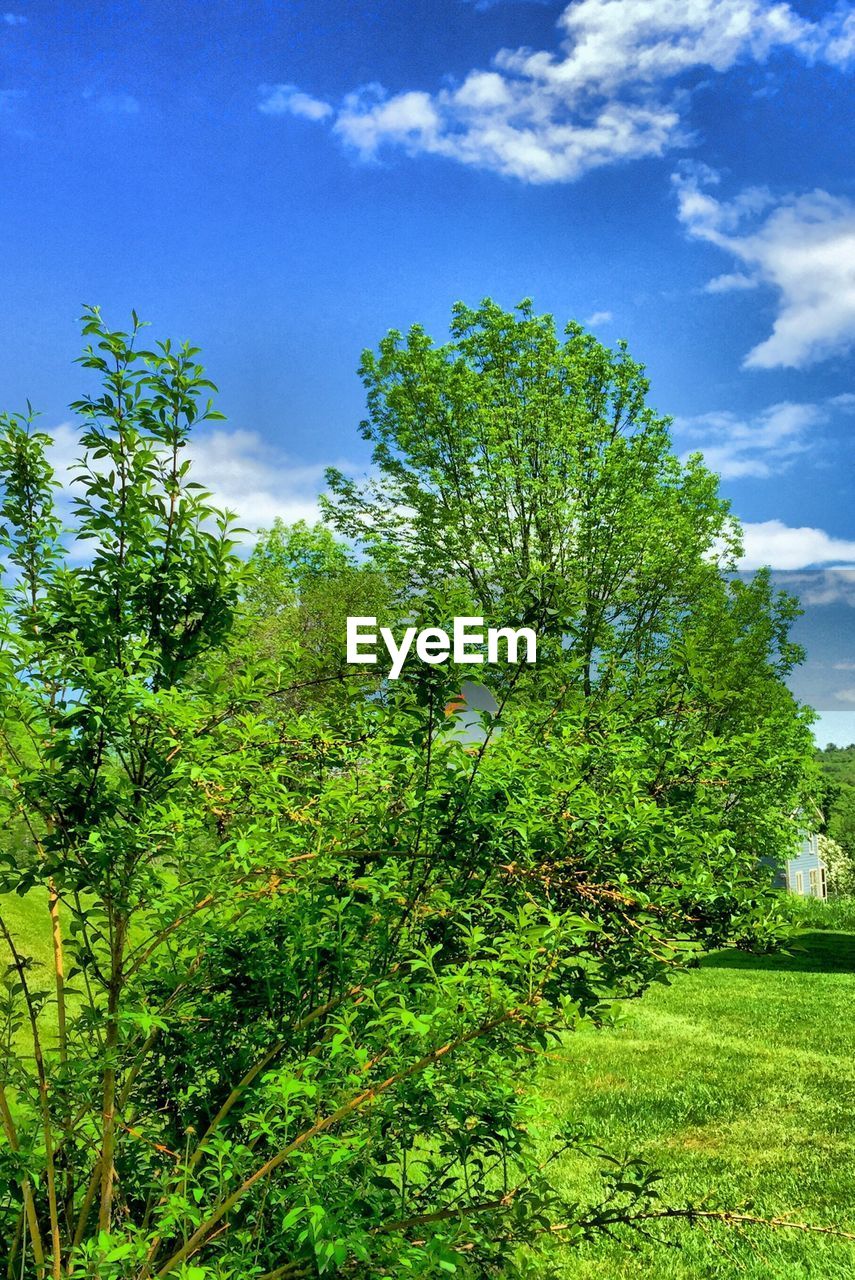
[332,85,678,184]
[187,430,331,532]
[259,0,855,183]
[586,309,613,325]
[673,399,838,478]
[739,521,855,570]
[675,168,855,368]
[258,83,333,122]
[46,424,336,547]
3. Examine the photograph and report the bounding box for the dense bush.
[0,305,816,1278]
[778,892,855,933]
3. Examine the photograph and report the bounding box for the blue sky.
[1,0,854,738]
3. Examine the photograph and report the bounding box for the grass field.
[540,928,855,1279]
[4,894,855,1277]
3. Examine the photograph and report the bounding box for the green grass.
[5,891,855,1276]
[540,929,855,1279]
[0,886,56,980]
[0,887,63,1050]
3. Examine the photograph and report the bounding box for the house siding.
[785,833,827,899]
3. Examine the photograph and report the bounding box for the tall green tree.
[325,299,816,862]
[325,299,741,694]
[0,308,243,1273]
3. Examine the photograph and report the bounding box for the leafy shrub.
[778,893,855,933]
[0,305,816,1278]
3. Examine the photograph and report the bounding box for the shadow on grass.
[701,931,855,974]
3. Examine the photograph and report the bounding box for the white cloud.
[511,0,815,93]
[586,309,613,325]
[674,399,831,478]
[822,8,855,64]
[258,83,333,122]
[2,12,26,24]
[739,520,855,570]
[835,687,855,704]
[320,76,682,184]
[780,569,855,606]
[675,168,855,368]
[187,429,328,533]
[46,424,340,546]
[705,271,756,293]
[261,0,855,183]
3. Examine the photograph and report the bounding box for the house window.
[821,866,827,900]
[809,868,820,897]
[795,871,804,894]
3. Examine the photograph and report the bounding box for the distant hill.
[817,744,855,864]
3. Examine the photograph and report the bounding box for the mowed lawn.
[540,930,855,1280]
[4,894,855,1276]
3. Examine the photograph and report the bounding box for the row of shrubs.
[779,893,855,932]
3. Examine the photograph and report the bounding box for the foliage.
[0,303,819,1279]
[325,298,816,887]
[0,306,241,1276]
[228,518,391,710]
[816,744,855,881]
[778,890,855,933]
[817,834,855,898]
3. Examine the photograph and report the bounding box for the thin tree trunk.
[0,1082,46,1279]
[98,913,127,1233]
[0,917,62,1278]
[48,879,77,1237]
[48,881,67,1061]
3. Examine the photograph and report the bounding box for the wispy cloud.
[739,522,855,571]
[673,399,849,479]
[773,569,855,606]
[44,420,854,571]
[186,429,331,533]
[2,12,27,25]
[45,424,346,547]
[259,0,855,184]
[674,166,855,369]
[258,83,333,122]
[586,309,613,326]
